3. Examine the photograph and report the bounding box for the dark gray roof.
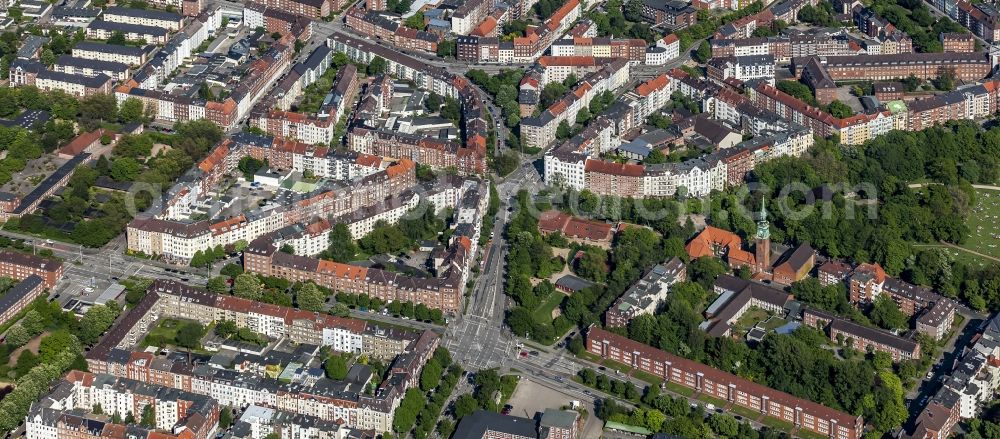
[74,41,148,56]
[301,45,332,70]
[618,140,652,157]
[36,70,111,88]
[88,20,170,36]
[0,275,43,317]
[643,0,694,13]
[907,90,968,113]
[807,308,920,354]
[774,242,814,272]
[54,6,101,18]
[555,274,595,292]
[540,409,577,429]
[104,6,181,22]
[454,411,537,439]
[17,36,48,59]
[14,153,91,214]
[55,54,130,72]
[0,109,50,129]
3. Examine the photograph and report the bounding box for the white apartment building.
[707,55,776,84]
[72,41,149,65]
[103,6,184,31]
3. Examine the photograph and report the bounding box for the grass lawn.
[664,381,695,397]
[912,244,991,268]
[500,374,520,403]
[576,350,603,363]
[760,316,788,331]
[697,393,729,408]
[796,429,830,439]
[601,358,633,374]
[523,341,551,352]
[144,318,183,345]
[952,313,966,333]
[729,404,761,420]
[141,318,210,352]
[760,416,795,433]
[631,369,663,386]
[733,307,771,334]
[361,318,417,332]
[951,187,1000,262]
[532,292,565,323]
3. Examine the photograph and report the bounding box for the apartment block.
[941,32,976,52]
[0,250,63,288]
[103,7,184,31]
[86,20,171,44]
[72,41,152,66]
[587,327,864,439]
[605,258,686,327]
[83,280,440,433]
[27,370,219,439]
[803,308,921,362]
[0,275,45,328]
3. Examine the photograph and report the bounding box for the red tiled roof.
[538,210,571,233]
[58,129,106,157]
[564,216,614,241]
[685,226,755,266]
[549,100,568,115]
[754,83,838,125]
[471,16,497,36]
[538,55,599,67]
[546,0,579,30]
[198,139,231,172]
[386,158,414,177]
[855,262,887,283]
[210,215,245,235]
[317,259,369,278]
[355,153,382,168]
[305,218,331,235]
[636,74,669,97]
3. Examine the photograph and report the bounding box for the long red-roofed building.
[587,327,864,439]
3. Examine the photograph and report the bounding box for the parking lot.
[506,377,603,438]
[506,376,577,419]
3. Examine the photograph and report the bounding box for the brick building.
[587,327,864,439]
[251,0,335,19]
[873,82,905,101]
[803,308,921,362]
[0,250,64,289]
[641,0,697,28]
[793,53,992,83]
[941,32,976,52]
[582,160,643,198]
[0,275,45,328]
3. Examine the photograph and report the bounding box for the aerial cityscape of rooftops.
[6,0,1000,437]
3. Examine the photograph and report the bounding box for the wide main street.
[0,4,722,431]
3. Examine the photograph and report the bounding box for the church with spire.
[685,199,817,286]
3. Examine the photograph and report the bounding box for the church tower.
[754,199,771,273]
